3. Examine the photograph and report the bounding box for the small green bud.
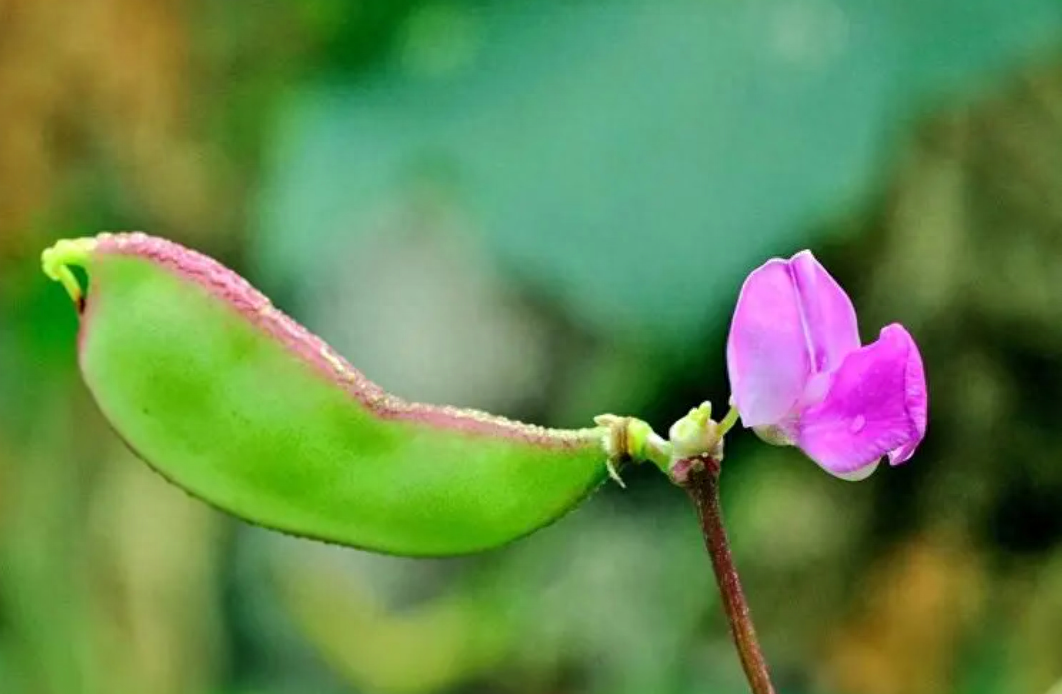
[668,401,724,463]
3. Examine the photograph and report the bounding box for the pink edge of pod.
[78,232,599,450]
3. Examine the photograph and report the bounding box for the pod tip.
[42,237,97,309]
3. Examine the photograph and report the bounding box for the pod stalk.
[42,237,97,311]
[680,456,775,694]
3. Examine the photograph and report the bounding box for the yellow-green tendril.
[42,238,97,307]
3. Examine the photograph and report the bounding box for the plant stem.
[680,457,775,694]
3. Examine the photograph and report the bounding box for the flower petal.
[727,258,812,427]
[794,324,923,478]
[789,250,861,374]
[887,324,927,465]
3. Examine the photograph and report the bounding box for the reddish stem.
[677,456,776,694]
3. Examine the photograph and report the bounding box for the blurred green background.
[3,1,1062,693]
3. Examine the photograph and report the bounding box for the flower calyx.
[595,401,740,486]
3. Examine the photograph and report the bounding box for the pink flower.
[726,251,927,480]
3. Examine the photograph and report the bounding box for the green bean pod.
[42,233,611,556]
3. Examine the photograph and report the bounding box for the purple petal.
[887,325,927,465]
[789,251,861,374]
[727,258,812,427]
[794,324,924,478]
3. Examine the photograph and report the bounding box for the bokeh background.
[2,1,1062,693]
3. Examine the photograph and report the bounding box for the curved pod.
[43,233,608,556]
